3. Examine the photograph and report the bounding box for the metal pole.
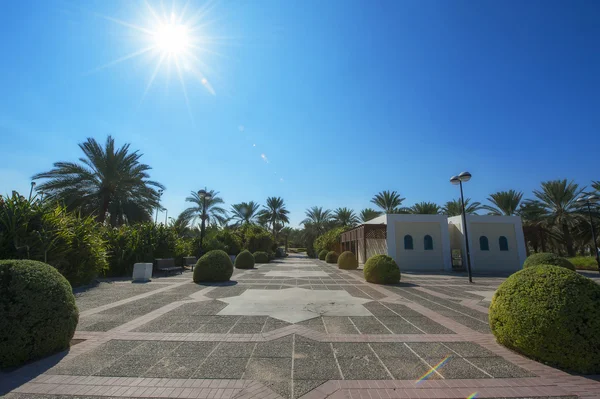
[586,203,600,273]
[199,196,207,255]
[165,209,168,225]
[459,181,473,283]
[155,206,160,224]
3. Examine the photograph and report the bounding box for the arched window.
[499,236,509,251]
[479,236,489,251]
[404,235,413,250]
[424,235,433,250]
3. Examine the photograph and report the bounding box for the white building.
[340,214,526,274]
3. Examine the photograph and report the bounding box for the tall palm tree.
[333,207,359,227]
[518,201,549,253]
[230,201,261,226]
[181,190,227,228]
[408,202,440,215]
[32,136,164,226]
[258,197,290,237]
[531,179,584,257]
[483,190,523,216]
[371,190,405,214]
[301,206,332,234]
[441,198,483,216]
[360,208,382,223]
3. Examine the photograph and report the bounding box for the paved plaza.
[1,255,599,398]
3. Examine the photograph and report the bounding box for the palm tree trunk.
[562,223,575,257]
[540,227,546,252]
[98,195,110,224]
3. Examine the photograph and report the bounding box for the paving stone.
[406,342,454,358]
[238,315,269,324]
[363,301,398,317]
[197,323,235,333]
[370,342,418,359]
[337,355,392,379]
[88,340,144,355]
[262,381,292,399]
[79,320,124,332]
[244,357,292,380]
[46,354,117,376]
[349,316,391,334]
[467,357,536,378]
[164,322,207,333]
[212,342,256,357]
[292,380,327,399]
[94,355,161,377]
[293,357,341,380]
[296,318,327,333]
[426,357,489,379]
[294,336,333,359]
[332,343,373,358]
[262,317,291,332]
[380,357,439,380]
[377,318,423,334]
[451,316,492,333]
[143,356,206,378]
[254,336,293,357]
[127,341,181,357]
[322,317,359,334]
[403,316,455,334]
[171,341,219,357]
[229,322,264,333]
[190,300,228,315]
[443,342,497,357]
[192,356,248,379]
[381,302,424,317]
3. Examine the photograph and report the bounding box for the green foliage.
[235,250,255,269]
[337,251,358,270]
[318,249,328,260]
[489,265,600,374]
[325,251,338,263]
[238,225,274,253]
[364,255,400,284]
[568,256,598,270]
[0,193,107,287]
[314,227,347,255]
[195,228,242,256]
[253,251,269,263]
[193,250,233,282]
[523,252,575,271]
[0,260,79,369]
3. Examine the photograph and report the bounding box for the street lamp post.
[155,189,164,224]
[29,181,36,201]
[576,194,600,273]
[198,188,212,255]
[450,171,474,283]
[165,209,168,225]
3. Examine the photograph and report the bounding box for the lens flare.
[416,355,452,384]
[467,393,479,399]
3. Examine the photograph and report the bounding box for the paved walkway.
[1,255,599,398]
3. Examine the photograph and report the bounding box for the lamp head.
[450,176,460,185]
[458,171,472,182]
[31,181,36,187]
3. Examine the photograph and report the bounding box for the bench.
[183,256,197,271]
[155,258,183,275]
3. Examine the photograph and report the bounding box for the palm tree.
[301,206,332,234]
[333,207,359,227]
[181,189,227,228]
[408,202,440,215]
[258,197,290,237]
[371,190,405,214]
[32,136,164,226]
[360,208,382,223]
[531,179,584,257]
[230,201,261,226]
[483,190,523,216]
[518,201,549,253]
[441,198,483,216]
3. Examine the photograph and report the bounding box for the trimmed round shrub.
[193,250,234,282]
[325,251,339,264]
[489,265,600,374]
[318,249,328,260]
[0,260,79,369]
[523,252,574,271]
[337,251,358,270]
[364,255,400,284]
[235,250,255,269]
[253,251,269,264]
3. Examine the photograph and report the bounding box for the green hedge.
[489,265,600,374]
[235,250,255,269]
[338,251,358,270]
[364,255,400,284]
[314,227,347,255]
[193,250,233,282]
[0,260,79,369]
[523,252,574,270]
[253,251,269,263]
[568,256,598,271]
[325,251,339,264]
[318,249,328,260]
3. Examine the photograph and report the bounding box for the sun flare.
[154,23,190,55]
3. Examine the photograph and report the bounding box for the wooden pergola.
[340,224,387,263]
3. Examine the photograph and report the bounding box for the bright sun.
[154,23,190,55]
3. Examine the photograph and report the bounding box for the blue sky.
[1,0,599,227]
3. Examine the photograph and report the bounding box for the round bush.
[193,250,234,282]
[364,255,400,284]
[235,250,255,269]
[318,249,328,260]
[0,260,79,369]
[523,252,574,270]
[337,251,358,270]
[325,251,339,264]
[253,251,269,264]
[489,265,600,374]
